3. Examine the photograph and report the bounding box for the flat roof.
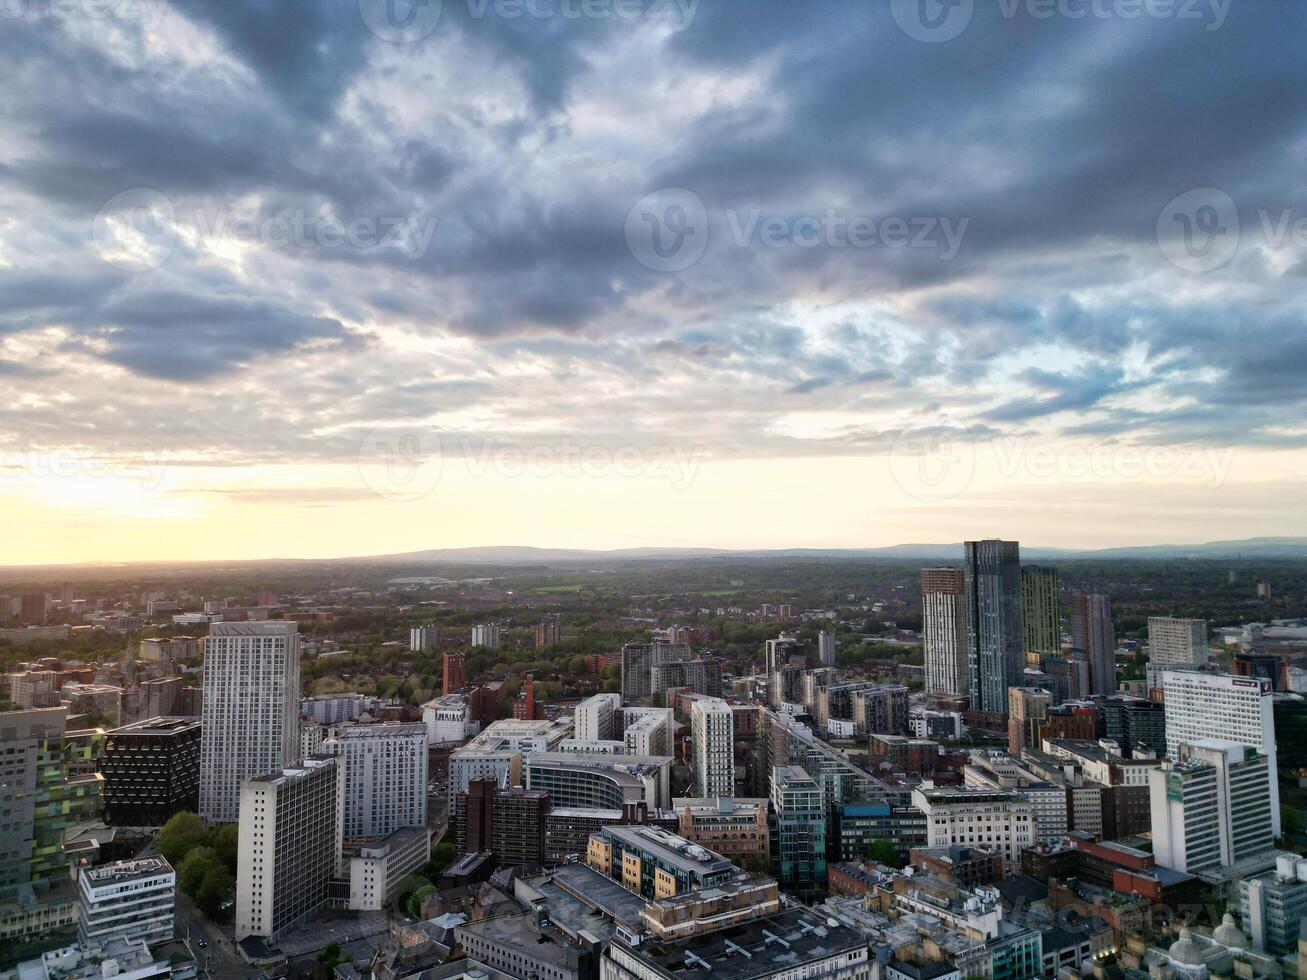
[599,825,733,876]
[84,856,172,884]
[618,906,865,980]
[330,722,427,740]
[108,716,199,736]
[456,912,580,968]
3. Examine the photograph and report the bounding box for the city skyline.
[2,3,1306,563]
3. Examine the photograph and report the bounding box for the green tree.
[864,839,901,867]
[157,812,207,866]
[178,846,221,897]
[195,865,232,919]
[1281,805,1303,838]
[407,885,438,917]
[208,823,240,874]
[318,941,343,969]
[422,841,456,881]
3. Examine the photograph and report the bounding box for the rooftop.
[83,856,172,885]
[614,906,865,980]
[599,825,733,876]
[107,716,200,736]
[330,722,427,740]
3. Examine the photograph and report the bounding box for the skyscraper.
[818,630,836,667]
[691,698,735,797]
[964,540,1023,713]
[1020,565,1060,658]
[765,633,802,709]
[1070,592,1115,696]
[409,624,439,652]
[199,622,301,824]
[922,567,968,697]
[1159,670,1280,836]
[322,723,428,840]
[1148,617,1208,667]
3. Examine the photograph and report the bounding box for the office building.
[1097,695,1167,758]
[300,692,383,725]
[526,752,672,810]
[454,779,550,866]
[1148,617,1208,667]
[765,633,802,709]
[586,824,734,899]
[1021,566,1060,658]
[602,906,869,980]
[674,797,769,864]
[346,826,432,912]
[423,694,477,745]
[575,692,622,742]
[77,857,174,948]
[322,723,427,840]
[833,803,928,862]
[102,717,200,827]
[819,630,837,667]
[1150,740,1275,875]
[1239,856,1307,956]
[623,707,672,756]
[199,621,301,824]
[1070,593,1115,697]
[448,717,574,805]
[471,623,501,649]
[235,756,341,941]
[771,765,827,898]
[923,567,969,698]
[964,540,1023,713]
[690,698,735,798]
[443,651,466,694]
[138,636,200,662]
[911,786,1036,866]
[1159,670,1280,835]
[410,624,439,652]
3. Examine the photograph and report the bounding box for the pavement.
[175,889,265,980]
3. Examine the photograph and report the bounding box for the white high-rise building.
[78,857,175,948]
[322,723,428,841]
[691,698,735,797]
[575,692,622,742]
[235,756,341,941]
[922,568,969,697]
[1159,670,1280,836]
[471,623,501,649]
[409,625,439,652]
[623,707,672,757]
[1148,617,1208,667]
[1150,739,1275,874]
[818,631,836,668]
[200,621,301,824]
[912,786,1036,866]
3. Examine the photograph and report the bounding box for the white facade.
[912,787,1036,865]
[1159,670,1280,835]
[235,756,341,941]
[200,621,301,824]
[448,717,574,809]
[1148,617,1209,667]
[818,630,836,667]
[575,692,622,742]
[691,698,735,798]
[423,694,478,745]
[922,569,969,697]
[300,693,385,725]
[77,857,175,949]
[347,826,431,911]
[471,623,501,649]
[623,707,672,757]
[323,723,428,840]
[409,625,439,651]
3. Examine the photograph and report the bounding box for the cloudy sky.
[2,0,1305,564]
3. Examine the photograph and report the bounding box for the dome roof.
[1213,914,1248,949]
[1170,928,1205,966]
